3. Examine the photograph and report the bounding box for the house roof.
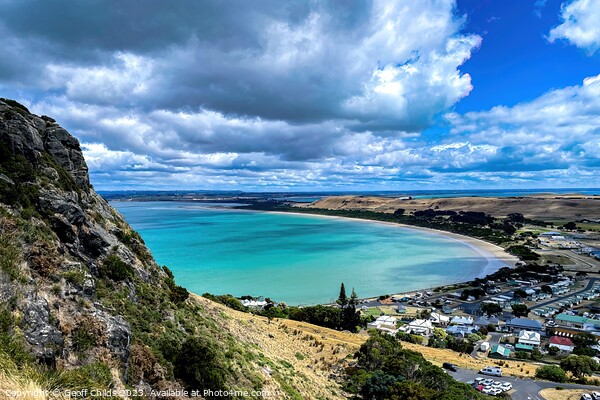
[518,330,541,343]
[375,316,397,324]
[474,316,499,326]
[515,343,534,351]
[451,316,473,325]
[506,318,543,329]
[490,344,511,357]
[409,319,432,328]
[549,336,574,346]
[555,313,590,324]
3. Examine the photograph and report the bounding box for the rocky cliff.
[0,99,269,397]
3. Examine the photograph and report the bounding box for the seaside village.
[357,227,600,371]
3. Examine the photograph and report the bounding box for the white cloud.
[549,0,600,54]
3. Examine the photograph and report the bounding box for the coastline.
[265,209,519,281]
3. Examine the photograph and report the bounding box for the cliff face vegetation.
[0,99,275,397]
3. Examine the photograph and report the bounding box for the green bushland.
[344,332,487,399]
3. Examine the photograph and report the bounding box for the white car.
[489,388,503,396]
[482,387,493,395]
[491,381,503,388]
[482,379,494,386]
[500,382,512,392]
[581,394,592,400]
[591,392,600,400]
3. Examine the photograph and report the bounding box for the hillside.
[302,195,600,221]
[0,98,352,399]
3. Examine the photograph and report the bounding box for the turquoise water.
[112,201,505,305]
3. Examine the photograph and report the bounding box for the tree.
[560,355,598,380]
[535,365,567,383]
[507,213,525,223]
[572,333,599,356]
[513,289,528,299]
[563,221,577,230]
[541,285,553,294]
[480,302,502,316]
[338,283,348,307]
[393,208,405,216]
[349,288,359,306]
[511,304,529,318]
[342,287,361,331]
[531,348,543,361]
[175,336,227,394]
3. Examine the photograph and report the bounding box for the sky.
[0,0,599,191]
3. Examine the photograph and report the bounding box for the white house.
[398,319,433,336]
[549,336,574,352]
[367,316,398,334]
[429,312,450,326]
[450,316,473,326]
[518,330,541,347]
[241,299,268,308]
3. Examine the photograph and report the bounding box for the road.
[530,278,598,311]
[449,367,600,400]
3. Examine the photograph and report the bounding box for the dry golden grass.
[539,388,593,400]
[194,294,360,400]
[400,343,540,377]
[306,195,600,220]
[0,371,69,400]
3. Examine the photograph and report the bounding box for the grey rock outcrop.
[19,294,64,366]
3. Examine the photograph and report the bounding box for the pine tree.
[338,282,348,306]
[350,287,359,306]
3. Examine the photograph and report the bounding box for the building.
[241,299,268,308]
[518,330,541,347]
[367,316,398,334]
[450,316,473,325]
[473,316,500,328]
[490,344,511,358]
[429,312,450,326]
[505,317,543,332]
[549,336,575,352]
[398,319,433,336]
[555,313,591,329]
[446,325,479,337]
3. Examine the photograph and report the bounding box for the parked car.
[479,366,502,377]
[581,394,592,400]
[442,362,458,372]
[500,382,512,392]
[591,392,600,400]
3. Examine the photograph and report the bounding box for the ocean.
[113,201,508,305]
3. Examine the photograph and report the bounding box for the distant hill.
[303,195,600,221]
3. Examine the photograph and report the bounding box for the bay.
[113,201,505,305]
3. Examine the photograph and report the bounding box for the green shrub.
[535,365,567,383]
[174,336,227,396]
[63,270,86,286]
[72,325,96,352]
[99,253,134,281]
[0,234,21,281]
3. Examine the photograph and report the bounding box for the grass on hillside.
[539,388,596,400]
